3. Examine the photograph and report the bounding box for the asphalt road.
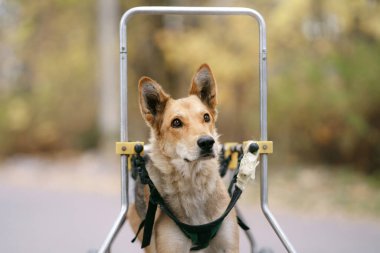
[1,183,380,253]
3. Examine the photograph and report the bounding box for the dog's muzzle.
[197,135,215,158]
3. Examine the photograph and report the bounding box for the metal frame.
[98,6,297,253]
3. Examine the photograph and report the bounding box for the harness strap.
[133,154,246,251]
[131,219,145,243]
[141,188,159,248]
[161,186,242,250]
[237,216,250,231]
[141,182,242,250]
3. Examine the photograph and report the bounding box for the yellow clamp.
[116,141,144,171]
[243,140,273,154]
[115,141,144,155]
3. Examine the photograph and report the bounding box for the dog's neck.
[146,138,228,225]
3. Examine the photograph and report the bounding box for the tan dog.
[128,64,239,253]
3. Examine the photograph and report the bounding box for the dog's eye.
[171,118,183,128]
[204,113,211,123]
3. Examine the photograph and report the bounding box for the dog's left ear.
[189,64,217,111]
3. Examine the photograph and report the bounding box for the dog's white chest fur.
[148,152,222,225]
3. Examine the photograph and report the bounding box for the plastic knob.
[248,143,259,154]
[134,144,144,154]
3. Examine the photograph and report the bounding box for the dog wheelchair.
[95,6,297,253]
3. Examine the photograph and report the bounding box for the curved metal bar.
[119,6,266,54]
[98,6,297,253]
[98,155,129,253]
[261,155,297,253]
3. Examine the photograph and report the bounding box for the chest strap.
[131,155,245,251]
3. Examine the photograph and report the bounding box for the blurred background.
[0,0,380,252]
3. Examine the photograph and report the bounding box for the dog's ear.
[189,64,217,111]
[138,77,170,127]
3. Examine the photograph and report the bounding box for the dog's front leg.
[155,215,192,253]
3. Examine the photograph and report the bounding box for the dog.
[128,64,239,253]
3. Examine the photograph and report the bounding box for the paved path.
[1,183,380,253]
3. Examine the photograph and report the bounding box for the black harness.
[131,153,249,251]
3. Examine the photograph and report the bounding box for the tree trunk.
[97,0,119,150]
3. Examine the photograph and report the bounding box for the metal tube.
[257,6,297,252]
[98,18,129,253]
[98,158,129,253]
[260,156,297,253]
[98,6,296,253]
[119,6,266,52]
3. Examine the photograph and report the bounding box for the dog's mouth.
[184,152,215,163]
[200,152,215,159]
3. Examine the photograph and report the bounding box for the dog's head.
[138,64,219,163]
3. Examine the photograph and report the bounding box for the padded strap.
[141,189,158,248]
[132,154,245,251]
[237,216,250,231]
[131,219,145,243]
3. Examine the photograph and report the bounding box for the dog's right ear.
[138,77,170,127]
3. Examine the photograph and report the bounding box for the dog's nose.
[197,135,215,151]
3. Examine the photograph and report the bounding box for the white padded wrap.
[236,141,260,190]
